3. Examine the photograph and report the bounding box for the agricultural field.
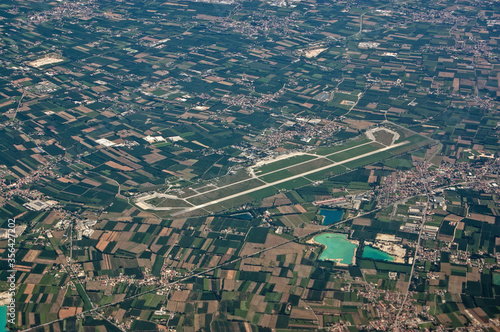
[0,0,499,331]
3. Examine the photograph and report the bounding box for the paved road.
[394,191,429,329]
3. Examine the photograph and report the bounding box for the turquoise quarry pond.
[0,306,6,332]
[362,246,395,262]
[319,209,343,225]
[314,233,357,265]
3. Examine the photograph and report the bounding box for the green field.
[316,137,371,155]
[75,283,93,311]
[186,178,265,206]
[327,143,383,162]
[255,155,316,174]
[259,169,295,183]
